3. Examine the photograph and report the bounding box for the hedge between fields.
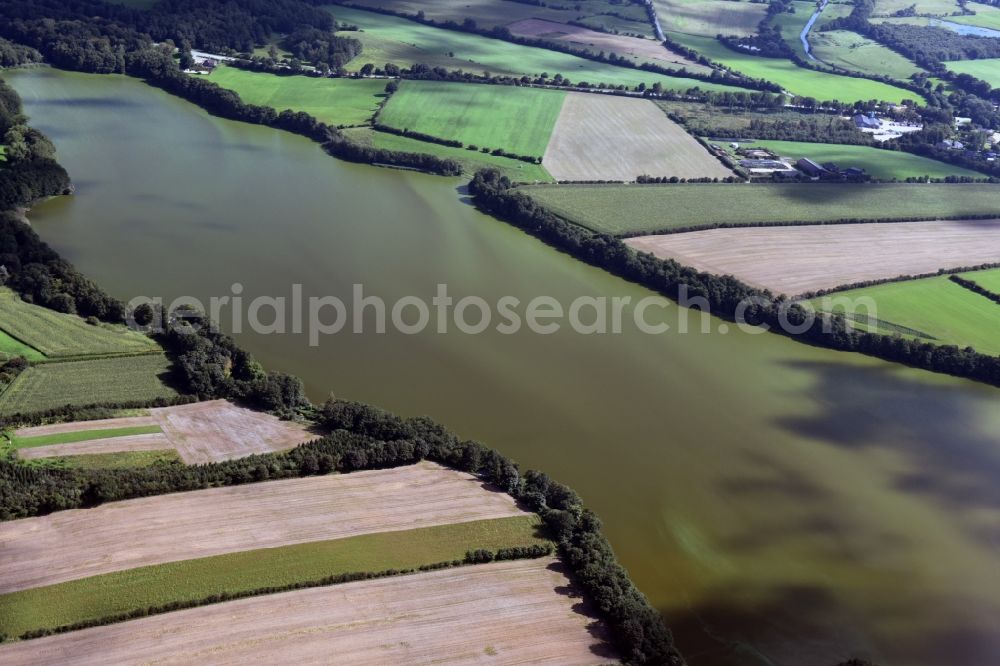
[0,401,682,665]
[469,169,1000,386]
[11,543,556,643]
[802,262,1000,299]
[948,274,1000,304]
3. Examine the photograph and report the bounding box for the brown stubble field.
[507,18,711,73]
[0,462,528,593]
[624,219,1000,295]
[0,558,617,665]
[14,400,314,463]
[543,93,734,181]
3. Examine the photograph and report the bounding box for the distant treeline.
[328,0,778,93]
[0,36,41,67]
[469,169,1000,386]
[0,398,684,665]
[0,0,358,69]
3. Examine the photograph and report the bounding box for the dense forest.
[0,0,359,67]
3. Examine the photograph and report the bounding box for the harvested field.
[12,400,312,464]
[624,219,1000,295]
[508,18,710,73]
[544,93,733,181]
[16,434,172,461]
[0,558,615,665]
[0,461,528,592]
[0,516,546,638]
[150,399,312,463]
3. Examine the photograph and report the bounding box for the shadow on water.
[668,362,1000,666]
[32,96,142,108]
[775,360,1000,515]
[667,579,1000,666]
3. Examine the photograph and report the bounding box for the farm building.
[937,139,965,150]
[739,158,797,176]
[853,114,881,130]
[796,158,830,180]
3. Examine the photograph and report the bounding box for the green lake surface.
[8,68,1000,666]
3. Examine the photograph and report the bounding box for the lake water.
[932,18,1000,39]
[9,67,1000,666]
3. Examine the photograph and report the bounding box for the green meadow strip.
[0,515,549,639]
[12,425,163,449]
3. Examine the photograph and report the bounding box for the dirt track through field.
[544,93,734,181]
[0,462,528,593]
[0,558,615,665]
[625,219,1000,295]
[508,18,708,72]
[14,400,313,464]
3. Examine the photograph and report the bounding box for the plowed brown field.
[0,462,527,593]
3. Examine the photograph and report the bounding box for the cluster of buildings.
[852,113,923,142]
[718,144,868,181]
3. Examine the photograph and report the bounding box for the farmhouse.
[937,139,965,150]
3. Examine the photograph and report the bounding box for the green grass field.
[345,128,553,182]
[26,449,183,470]
[0,355,179,416]
[0,515,548,638]
[654,0,767,36]
[813,276,1000,355]
[0,289,159,359]
[809,30,925,81]
[522,182,1000,234]
[872,0,960,15]
[666,32,921,104]
[960,267,1000,293]
[740,140,984,180]
[11,425,163,449]
[332,0,656,36]
[945,58,1000,89]
[207,66,387,127]
[950,1,1000,30]
[329,6,749,91]
[379,81,564,157]
[0,330,44,362]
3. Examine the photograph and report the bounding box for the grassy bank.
[522,182,1000,234]
[345,128,553,181]
[814,274,1000,354]
[378,81,564,157]
[739,140,983,180]
[0,289,158,358]
[945,58,1000,89]
[0,355,179,416]
[207,66,387,126]
[0,515,547,638]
